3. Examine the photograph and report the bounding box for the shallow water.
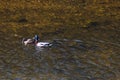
[0,27,120,80]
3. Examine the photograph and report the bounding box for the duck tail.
[49,43,52,46]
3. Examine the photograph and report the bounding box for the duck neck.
[34,40,38,44]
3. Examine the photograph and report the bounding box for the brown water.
[0,26,120,80]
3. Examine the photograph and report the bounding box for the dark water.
[0,27,120,80]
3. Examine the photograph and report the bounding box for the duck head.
[33,35,39,43]
[34,35,39,40]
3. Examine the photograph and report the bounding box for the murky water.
[0,26,120,80]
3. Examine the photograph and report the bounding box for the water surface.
[0,26,119,80]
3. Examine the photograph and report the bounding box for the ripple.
[0,38,119,79]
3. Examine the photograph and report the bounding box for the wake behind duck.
[22,35,52,47]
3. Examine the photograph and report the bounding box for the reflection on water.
[0,34,119,80]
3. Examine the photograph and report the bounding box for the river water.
[0,25,120,80]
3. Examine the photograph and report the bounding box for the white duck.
[22,35,52,47]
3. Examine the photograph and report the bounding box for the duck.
[22,38,34,46]
[22,35,52,47]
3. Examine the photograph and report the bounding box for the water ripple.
[0,38,119,80]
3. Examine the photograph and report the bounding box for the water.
[0,27,120,80]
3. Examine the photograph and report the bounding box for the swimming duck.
[33,35,52,47]
[22,35,52,47]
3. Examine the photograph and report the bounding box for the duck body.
[36,42,52,47]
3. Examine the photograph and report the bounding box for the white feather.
[23,39,33,46]
[36,42,52,47]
